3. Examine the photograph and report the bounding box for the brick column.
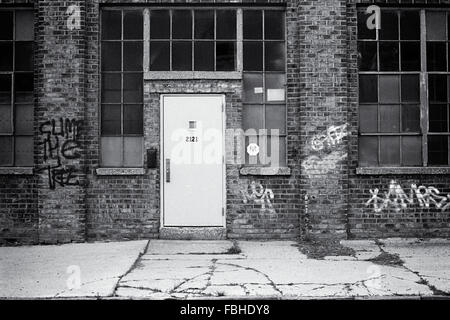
[36,0,87,243]
[298,0,349,239]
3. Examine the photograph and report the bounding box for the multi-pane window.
[101,9,144,167]
[0,9,34,167]
[149,9,236,71]
[242,9,286,166]
[358,8,450,166]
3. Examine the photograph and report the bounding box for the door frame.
[160,94,226,228]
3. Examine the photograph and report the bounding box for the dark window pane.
[101,137,123,167]
[124,10,143,40]
[15,73,33,104]
[101,73,121,103]
[150,10,170,39]
[123,104,143,135]
[243,41,263,71]
[15,136,33,166]
[266,105,286,135]
[428,136,448,165]
[379,105,400,132]
[379,42,399,71]
[217,10,236,39]
[15,42,34,71]
[150,41,170,71]
[15,104,33,135]
[102,10,121,40]
[429,74,447,103]
[429,104,448,132]
[242,105,263,131]
[427,12,447,41]
[402,105,421,133]
[0,11,13,40]
[401,42,420,71]
[172,10,192,40]
[102,42,121,71]
[172,41,192,71]
[264,11,284,40]
[124,137,143,167]
[194,41,214,71]
[401,75,420,103]
[359,105,378,133]
[123,73,143,103]
[0,105,12,133]
[0,43,13,71]
[216,42,235,71]
[357,10,375,40]
[243,10,262,40]
[123,42,143,71]
[194,10,214,39]
[400,11,420,40]
[358,41,377,71]
[427,42,447,71]
[402,136,422,166]
[380,136,400,166]
[0,74,11,104]
[359,136,378,166]
[379,75,400,103]
[0,137,13,166]
[16,10,34,41]
[265,42,285,71]
[380,11,398,40]
[101,104,121,135]
[243,73,263,103]
[265,73,285,103]
[359,75,378,103]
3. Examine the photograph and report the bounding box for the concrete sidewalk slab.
[0,240,148,298]
[146,240,234,255]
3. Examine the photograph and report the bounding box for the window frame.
[358,7,450,168]
[0,7,34,168]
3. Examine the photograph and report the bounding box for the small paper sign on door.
[254,87,264,94]
[267,89,285,101]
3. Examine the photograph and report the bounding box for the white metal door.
[162,95,225,227]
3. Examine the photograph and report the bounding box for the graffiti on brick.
[310,123,348,152]
[241,181,274,209]
[366,180,450,213]
[302,151,347,175]
[37,118,83,189]
[66,5,81,30]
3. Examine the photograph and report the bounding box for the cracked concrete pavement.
[1,238,450,299]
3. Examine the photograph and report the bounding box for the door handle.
[165,158,170,183]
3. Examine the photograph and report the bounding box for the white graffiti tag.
[366,180,450,212]
[302,152,347,175]
[311,124,348,151]
[241,181,274,209]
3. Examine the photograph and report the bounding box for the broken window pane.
[173,41,192,71]
[0,11,13,40]
[0,43,13,71]
[379,42,399,71]
[401,42,420,71]
[172,10,192,40]
[216,41,235,71]
[400,11,420,40]
[428,135,448,165]
[194,41,214,71]
[380,136,400,166]
[150,10,169,40]
[359,136,378,166]
[429,104,448,132]
[427,42,447,71]
[359,105,378,133]
[402,136,422,166]
[15,73,33,103]
[194,10,214,39]
[243,10,262,40]
[150,41,170,71]
[243,41,263,71]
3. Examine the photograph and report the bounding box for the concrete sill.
[145,71,242,80]
[239,166,291,176]
[96,168,146,176]
[356,167,450,175]
[0,167,34,175]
